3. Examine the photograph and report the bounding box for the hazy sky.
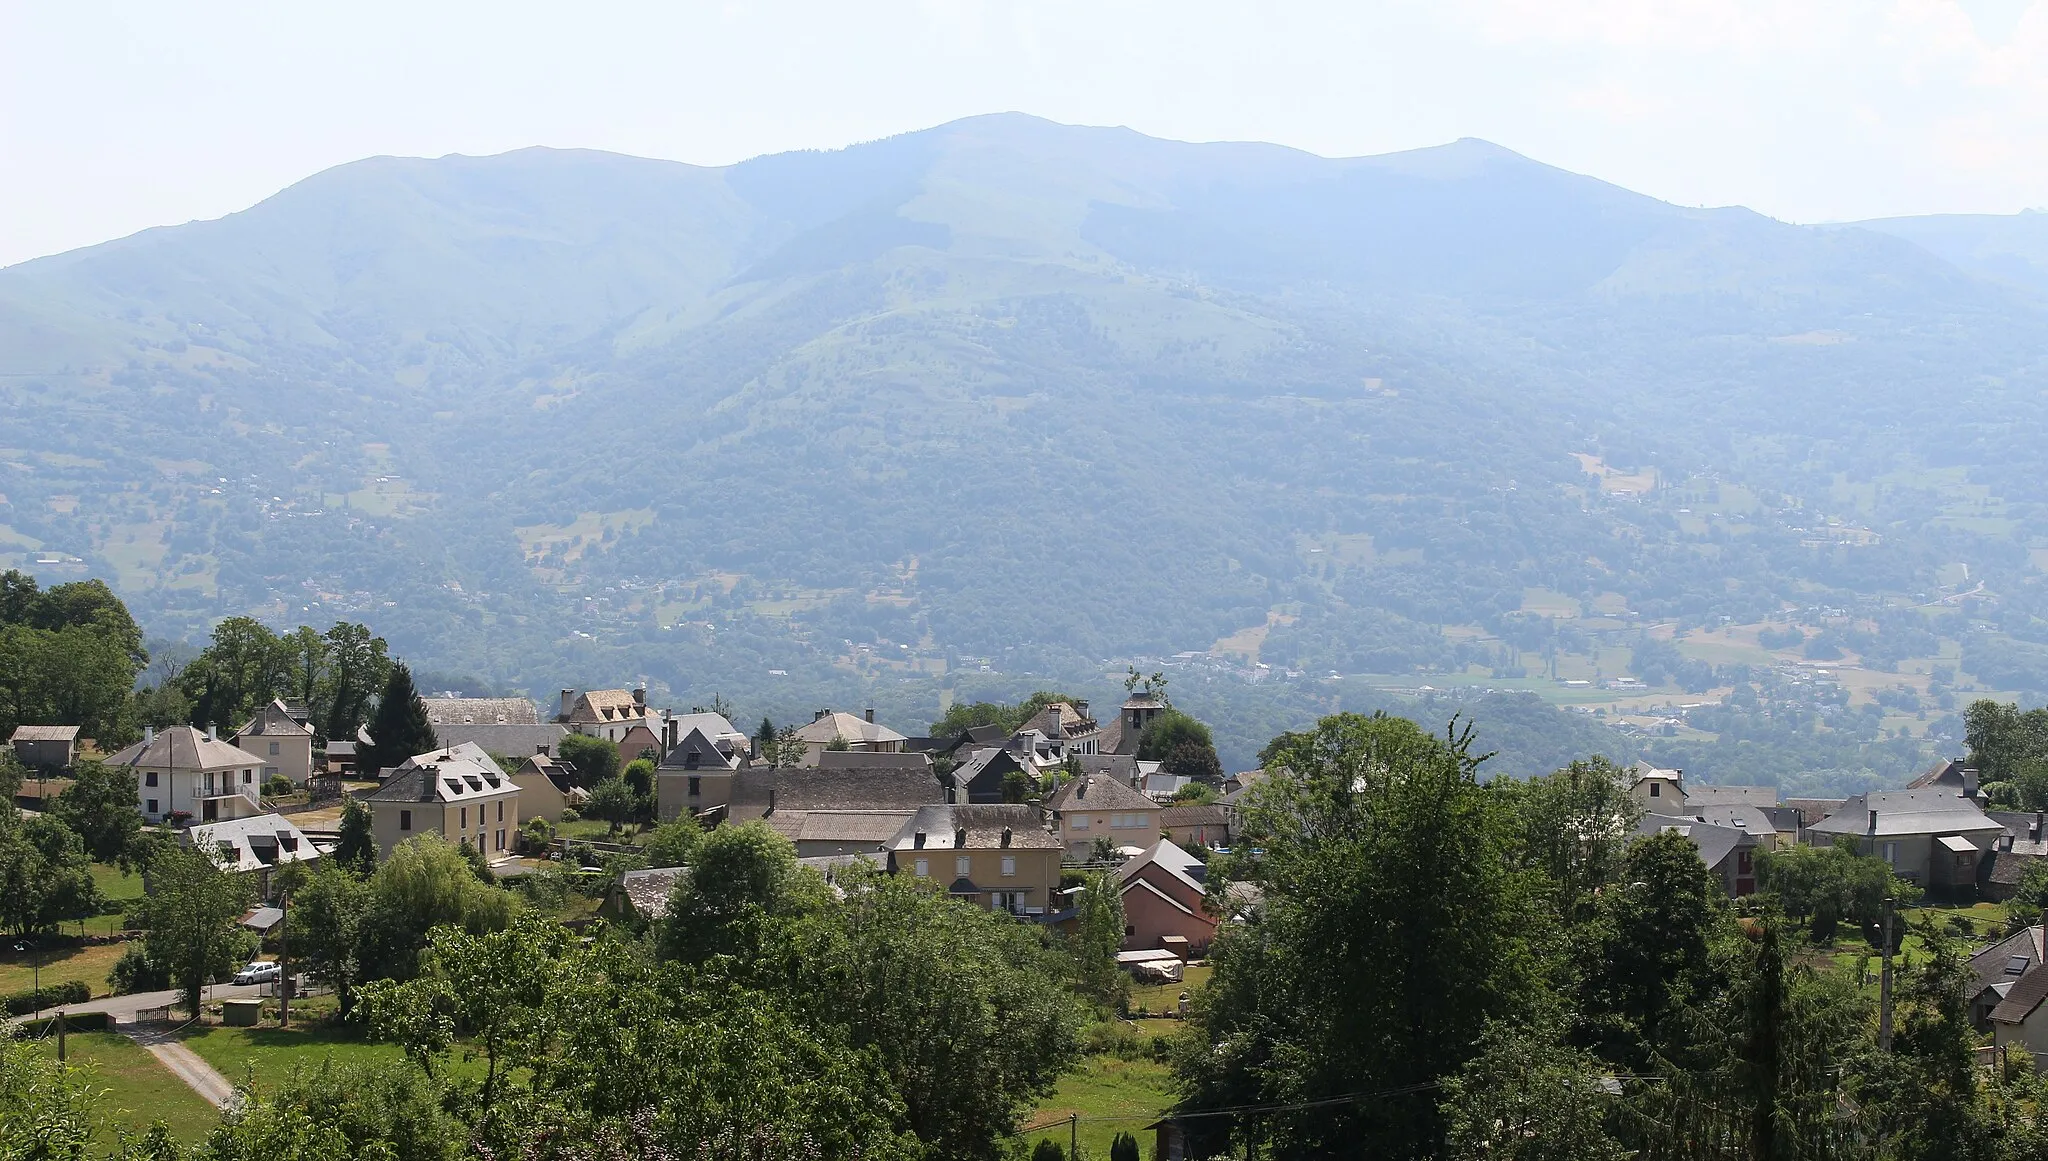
[4,0,2046,268]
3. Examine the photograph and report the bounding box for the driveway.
[126,1024,239,1109]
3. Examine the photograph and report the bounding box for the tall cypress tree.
[361,662,437,774]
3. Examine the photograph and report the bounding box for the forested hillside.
[5,114,2048,781]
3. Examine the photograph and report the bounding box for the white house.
[107,725,266,824]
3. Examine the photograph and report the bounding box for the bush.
[263,774,295,798]
[108,943,169,994]
[559,807,581,823]
[1110,1132,1141,1161]
[3,979,90,1015]
[519,816,555,855]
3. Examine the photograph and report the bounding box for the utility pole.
[1069,1113,1077,1160]
[56,1009,66,1064]
[1879,895,1895,1052]
[278,889,290,1028]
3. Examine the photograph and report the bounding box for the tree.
[1580,829,1720,1063]
[357,834,515,982]
[753,716,775,760]
[316,622,390,742]
[1857,922,1988,1157]
[0,1031,99,1160]
[334,795,377,873]
[132,842,253,1015]
[1757,841,1919,942]
[1439,1020,1628,1161]
[1071,871,1126,1008]
[1162,739,1225,788]
[1180,712,1539,1158]
[641,816,702,868]
[0,812,106,936]
[556,732,620,787]
[1507,756,1640,919]
[47,757,140,865]
[279,625,329,712]
[1135,710,1212,763]
[1109,1132,1140,1161]
[1170,781,1219,804]
[585,778,636,835]
[1000,768,1035,804]
[181,616,288,733]
[360,663,437,776]
[294,860,374,1015]
[772,723,808,770]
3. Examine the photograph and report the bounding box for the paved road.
[3,983,264,1026]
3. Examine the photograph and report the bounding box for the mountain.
[1854,210,2048,299]
[5,113,2047,779]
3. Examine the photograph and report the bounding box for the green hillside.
[5,113,2048,779]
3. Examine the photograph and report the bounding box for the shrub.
[1110,1132,1141,1161]
[109,943,169,994]
[3,979,91,1015]
[1031,1141,1066,1161]
[263,774,295,797]
[520,816,555,855]
[559,807,581,823]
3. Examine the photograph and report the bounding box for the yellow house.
[1044,772,1161,858]
[232,699,316,787]
[365,745,519,862]
[885,804,1063,916]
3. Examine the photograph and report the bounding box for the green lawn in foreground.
[33,1030,219,1145]
[0,938,128,997]
[1027,1055,1178,1159]
[179,1012,411,1092]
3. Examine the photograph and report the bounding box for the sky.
[3,0,2046,268]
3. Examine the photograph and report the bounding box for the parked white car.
[232,961,281,986]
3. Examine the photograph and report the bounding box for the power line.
[1007,1080,1445,1138]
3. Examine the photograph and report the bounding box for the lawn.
[1026,1055,1179,1159]
[0,937,129,997]
[179,1009,411,1092]
[32,1030,220,1145]
[1130,964,1210,1018]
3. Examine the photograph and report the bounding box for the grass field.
[179,1009,411,1092]
[0,938,128,997]
[32,1031,220,1145]
[1026,1055,1179,1159]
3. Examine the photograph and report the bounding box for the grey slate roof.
[1972,925,2046,993]
[1685,783,1779,808]
[884,803,1061,851]
[763,810,917,845]
[817,750,932,773]
[431,723,568,761]
[659,726,738,771]
[1686,804,1776,837]
[616,867,686,920]
[1045,771,1155,814]
[1160,804,1230,830]
[1637,812,1751,872]
[420,697,541,725]
[236,700,311,738]
[1805,790,2000,838]
[727,766,946,816]
[1991,963,2048,1024]
[1074,754,1142,784]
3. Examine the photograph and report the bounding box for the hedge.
[3,979,91,1016]
[14,1009,110,1036]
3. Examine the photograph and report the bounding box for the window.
[145,771,158,787]
[461,807,468,830]
[497,801,504,823]
[146,798,158,815]
[495,828,505,852]
[688,776,701,796]
[400,810,412,831]
[914,858,929,877]
[242,770,252,783]
[1001,856,1016,877]
[1649,782,1661,798]
[268,742,279,757]
[1070,814,1088,830]
[1958,851,1975,868]
[1881,841,1898,865]
[956,855,972,877]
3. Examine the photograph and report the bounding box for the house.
[9,724,79,771]
[1115,838,1219,956]
[232,699,315,787]
[724,765,947,822]
[602,867,686,924]
[763,809,917,859]
[430,723,568,767]
[1019,701,1103,756]
[1045,771,1162,858]
[1908,757,1976,793]
[816,750,933,775]
[1992,964,2048,1069]
[420,697,540,726]
[1159,803,1231,849]
[1805,790,2003,890]
[1970,925,2045,1027]
[660,712,751,760]
[185,812,318,899]
[950,747,1029,804]
[1686,783,1781,810]
[793,710,908,764]
[884,804,1063,916]
[107,726,267,824]
[555,687,658,743]
[1625,762,1687,814]
[364,745,520,861]
[1684,804,1780,851]
[512,750,579,823]
[1984,812,2048,901]
[1100,692,1168,756]
[654,726,742,821]
[1636,813,1762,896]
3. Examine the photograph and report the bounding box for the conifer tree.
[361,663,437,775]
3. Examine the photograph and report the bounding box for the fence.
[133,1004,172,1026]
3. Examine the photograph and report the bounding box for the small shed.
[10,725,80,771]
[1117,948,1185,983]
[221,999,262,1027]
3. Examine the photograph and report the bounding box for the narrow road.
[125,1024,239,1109]
[2,983,263,1026]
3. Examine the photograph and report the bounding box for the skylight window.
[2007,955,2031,976]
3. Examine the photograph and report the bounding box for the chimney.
[1001,827,1013,848]
[954,827,967,849]
[665,714,678,750]
[419,767,436,802]
[2035,811,2044,842]
[768,787,777,815]
[946,783,957,805]
[633,685,646,707]
[144,725,155,744]
[2004,833,2016,853]
[1964,767,1980,798]
[559,689,576,720]
[536,743,550,756]
[865,708,875,724]
[914,831,927,849]
[1868,809,1878,835]
[814,709,828,723]
[206,724,217,742]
